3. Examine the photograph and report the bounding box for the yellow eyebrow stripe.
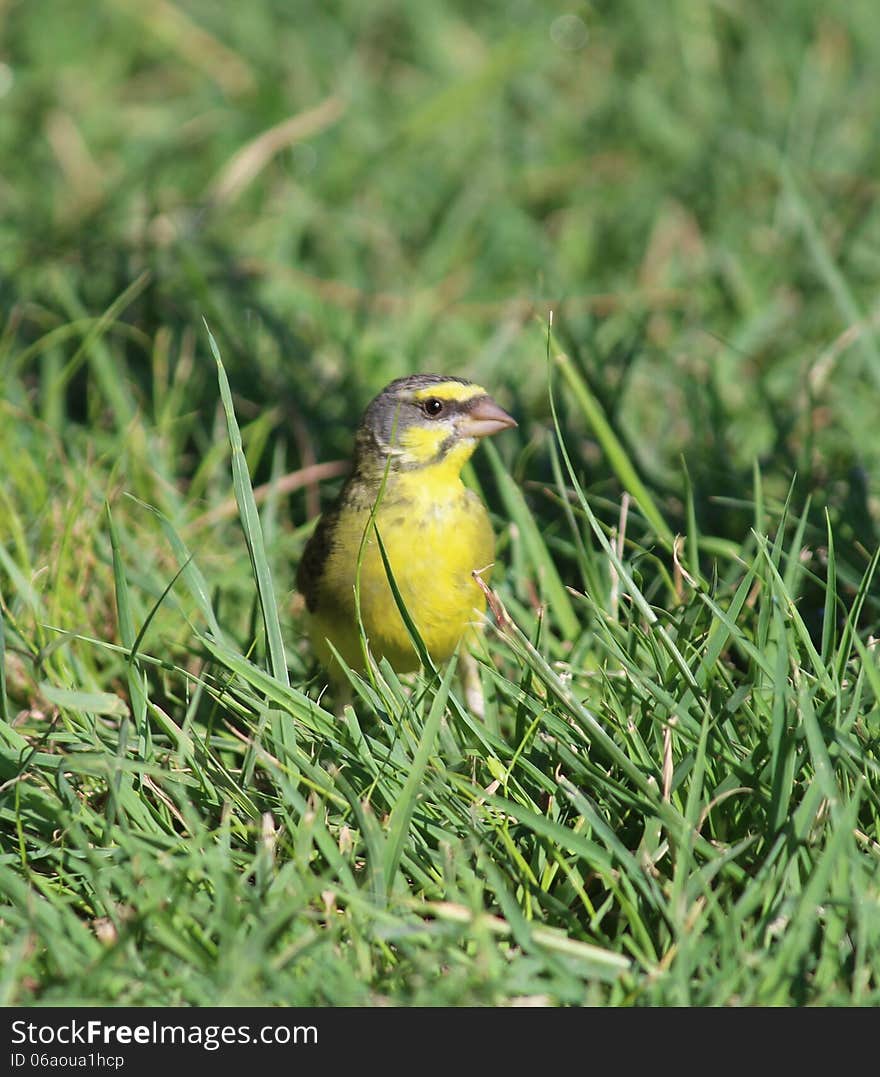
[410,382,486,404]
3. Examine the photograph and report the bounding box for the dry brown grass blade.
[187,460,348,533]
[109,0,256,96]
[209,96,346,205]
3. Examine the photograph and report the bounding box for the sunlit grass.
[3,0,880,1006]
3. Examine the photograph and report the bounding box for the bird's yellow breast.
[306,470,494,674]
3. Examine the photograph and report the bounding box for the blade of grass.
[127,495,225,641]
[383,654,456,894]
[550,335,674,548]
[755,531,835,696]
[374,527,436,676]
[834,544,880,684]
[106,504,149,761]
[546,360,701,697]
[761,792,859,1003]
[483,438,579,639]
[50,269,151,428]
[205,323,291,700]
[767,609,798,835]
[820,509,837,664]
[0,601,7,725]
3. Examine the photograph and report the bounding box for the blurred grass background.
[3,0,880,1006]
[6,1,880,532]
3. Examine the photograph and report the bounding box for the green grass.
[3,0,880,1006]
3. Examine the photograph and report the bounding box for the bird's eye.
[422,398,444,417]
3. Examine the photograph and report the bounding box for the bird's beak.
[458,395,517,439]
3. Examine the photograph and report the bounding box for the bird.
[296,373,517,690]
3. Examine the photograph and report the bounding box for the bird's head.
[354,373,516,479]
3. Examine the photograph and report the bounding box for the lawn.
[2,0,880,1006]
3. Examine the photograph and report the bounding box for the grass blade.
[483,439,579,639]
[205,324,290,692]
[383,656,457,894]
[551,340,674,548]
